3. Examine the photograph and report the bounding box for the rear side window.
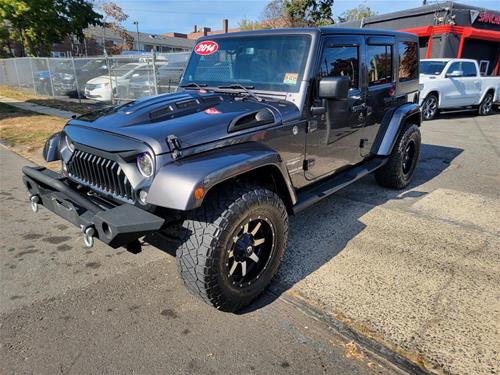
[462,62,478,77]
[398,41,418,82]
[367,45,392,86]
[319,46,359,89]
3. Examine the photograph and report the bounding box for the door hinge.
[303,159,315,170]
[167,134,183,159]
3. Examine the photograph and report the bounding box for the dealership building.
[339,2,500,76]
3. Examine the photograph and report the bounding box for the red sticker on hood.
[194,41,219,55]
[204,107,222,115]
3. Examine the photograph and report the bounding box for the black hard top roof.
[198,27,416,41]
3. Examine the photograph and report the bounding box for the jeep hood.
[67,91,300,155]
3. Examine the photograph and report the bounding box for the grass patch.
[0,102,65,167]
[0,85,104,114]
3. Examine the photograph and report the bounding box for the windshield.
[420,61,448,75]
[181,35,311,93]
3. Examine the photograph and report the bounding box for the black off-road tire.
[176,184,288,312]
[422,94,438,121]
[375,123,421,189]
[478,92,494,116]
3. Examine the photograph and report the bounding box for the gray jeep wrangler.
[23,28,421,312]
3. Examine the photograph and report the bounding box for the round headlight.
[137,153,154,177]
[64,134,75,152]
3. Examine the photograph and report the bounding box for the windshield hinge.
[167,134,182,160]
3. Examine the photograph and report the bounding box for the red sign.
[194,41,219,55]
[477,12,500,25]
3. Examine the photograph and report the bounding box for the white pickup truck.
[419,58,500,120]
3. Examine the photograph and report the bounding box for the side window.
[447,62,462,76]
[462,62,478,77]
[398,41,418,82]
[367,45,393,86]
[319,45,359,89]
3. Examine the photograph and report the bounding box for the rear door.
[304,35,366,180]
[363,37,396,156]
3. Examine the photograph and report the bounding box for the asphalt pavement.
[0,146,400,375]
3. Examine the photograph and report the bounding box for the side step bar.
[293,157,388,214]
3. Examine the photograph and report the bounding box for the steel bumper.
[22,166,164,248]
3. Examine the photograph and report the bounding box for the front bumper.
[22,166,164,248]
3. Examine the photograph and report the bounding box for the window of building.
[367,45,392,86]
[462,62,478,77]
[398,41,418,82]
[319,46,359,89]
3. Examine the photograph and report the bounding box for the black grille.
[67,149,134,200]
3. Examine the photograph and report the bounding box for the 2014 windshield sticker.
[194,41,219,55]
[283,73,298,85]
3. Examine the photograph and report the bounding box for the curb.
[269,283,436,375]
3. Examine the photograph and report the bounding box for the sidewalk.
[0,95,77,119]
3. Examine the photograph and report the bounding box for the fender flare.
[146,142,297,211]
[373,103,421,156]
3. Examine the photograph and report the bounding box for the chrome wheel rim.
[402,140,416,175]
[225,216,275,288]
[481,96,493,114]
[423,96,437,119]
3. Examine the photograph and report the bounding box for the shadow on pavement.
[144,143,463,314]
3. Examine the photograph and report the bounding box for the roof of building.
[334,1,500,28]
[84,26,195,49]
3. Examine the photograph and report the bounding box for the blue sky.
[114,0,500,34]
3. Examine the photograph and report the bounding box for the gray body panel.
[147,142,296,210]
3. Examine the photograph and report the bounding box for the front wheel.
[478,92,494,116]
[176,184,288,312]
[375,123,421,189]
[422,94,438,120]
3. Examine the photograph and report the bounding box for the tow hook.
[30,195,40,213]
[83,226,95,248]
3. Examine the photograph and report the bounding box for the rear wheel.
[375,123,421,189]
[422,94,438,121]
[176,184,288,312]
[478,92,494,116]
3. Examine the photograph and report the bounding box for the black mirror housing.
[319,76,350,100]
[43,131,62,162]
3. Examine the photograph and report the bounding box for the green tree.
[99,1,133,54]
[238,18,269,31]
[338,3,376,23]
[0,0,102,56]
[283,0,334,27]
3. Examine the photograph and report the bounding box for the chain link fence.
[0,52,190,105]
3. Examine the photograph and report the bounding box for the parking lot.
[1,109,499,375]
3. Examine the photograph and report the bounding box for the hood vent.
[228,108,275,133]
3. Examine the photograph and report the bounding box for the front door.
[305,36,366,181]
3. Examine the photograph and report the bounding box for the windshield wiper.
[179,82,208,89]
[217,84,263,102]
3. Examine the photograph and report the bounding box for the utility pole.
[133,21,140,51]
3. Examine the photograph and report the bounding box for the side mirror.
[446,70,463,78]
[319,76,350,100]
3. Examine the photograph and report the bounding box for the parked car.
[419,58,500,120]
[127,64,184,99]
[23,28,422,312]
[84,62,148,102]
